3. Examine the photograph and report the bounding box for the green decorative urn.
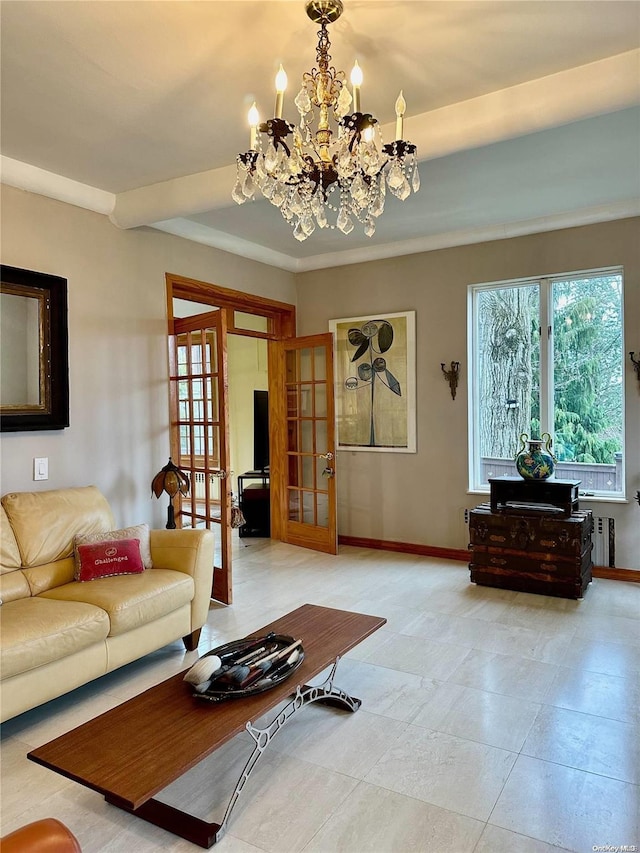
[515,433,556,480]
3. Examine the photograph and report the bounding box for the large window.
[468,269,624,496]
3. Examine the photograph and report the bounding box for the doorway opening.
[166,273,337,606]
[166,273,296,604]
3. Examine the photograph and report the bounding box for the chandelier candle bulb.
[274,65,287,118]
[395,91,406,140]
[350,60,363,112]
[248,102,259,149]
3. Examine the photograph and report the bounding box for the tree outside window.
[469,269,624,496]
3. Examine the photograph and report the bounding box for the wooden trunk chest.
[469,503,593,599]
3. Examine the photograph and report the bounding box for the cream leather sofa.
[0,486,214,722]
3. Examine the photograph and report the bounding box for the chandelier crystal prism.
[232,0,419,242]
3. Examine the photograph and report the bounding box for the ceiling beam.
[108,50,639,229]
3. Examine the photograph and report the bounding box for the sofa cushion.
[76,539,145,582]
[39,569,194,636]
[0,506,21,571]
[74,523,152,573]
[0,505,30,603]
[23,557,76,597]
[1,486,114,569]
[0,597,110,679]
[0,568,31,604]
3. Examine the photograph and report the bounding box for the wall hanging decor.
[329,311,416,452]
[440,361,460,400]
[0,265,69,432]
[629,351,640,389]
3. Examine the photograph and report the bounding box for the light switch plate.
[33,457,49,481]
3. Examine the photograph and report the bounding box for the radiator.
[592,516,615,567]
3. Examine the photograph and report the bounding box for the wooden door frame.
[166,274,296,338]
[165,273,297,593]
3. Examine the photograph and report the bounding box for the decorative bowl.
[190,632,305,703]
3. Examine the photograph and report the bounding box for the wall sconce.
[441,361,460,400]
[151,458,190,529]
[630,352,640,388]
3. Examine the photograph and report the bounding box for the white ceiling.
[1,1,639,271]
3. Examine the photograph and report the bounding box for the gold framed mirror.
[1,265,69,431]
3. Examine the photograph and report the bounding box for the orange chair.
[0,818,81,852]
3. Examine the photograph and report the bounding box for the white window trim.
[467,266,625,499]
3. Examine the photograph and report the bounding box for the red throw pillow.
[76,538,145,582]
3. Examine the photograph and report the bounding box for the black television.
[253,390,269,473]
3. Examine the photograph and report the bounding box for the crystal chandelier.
[232,0,419,242]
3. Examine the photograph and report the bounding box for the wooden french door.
[269,333,337,555]
[169,310,232,604]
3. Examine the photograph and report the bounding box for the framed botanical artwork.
[329,311,416,452]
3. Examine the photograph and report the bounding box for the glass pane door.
[275,333,337,555]
[170,310,232,603]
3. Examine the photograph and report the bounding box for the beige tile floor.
[1,539,639,853]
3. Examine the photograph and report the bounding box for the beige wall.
[0,186,295,528]
[2,187,638,569]
[227,335,268,496]
[297,218,640,571]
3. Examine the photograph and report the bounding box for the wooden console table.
[238,470,270,537]
[29,605,386,848]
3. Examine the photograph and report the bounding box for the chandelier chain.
[316,21,330,75]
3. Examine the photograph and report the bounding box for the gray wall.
[296,218,640,570]
[0,186,296,528]
[1,186,637,568]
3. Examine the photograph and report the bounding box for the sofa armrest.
[149,529,214,630]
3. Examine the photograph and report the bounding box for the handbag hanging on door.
[230,493,246,529]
